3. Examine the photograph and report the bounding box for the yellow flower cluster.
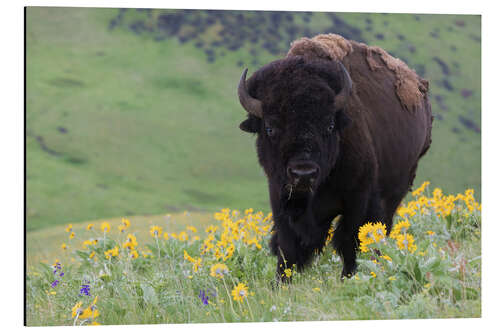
[358,218,417,255]
[118,218,130,233]
[123,234,138,250]
[72,296,100,321]
[399,183,480,219]
[358,222,387,252]
[389,220,417,253]
[396,233,417,253]
[390,219,411,239]
[325,225,335,245]
[199,209,272,262]
[104,246,119,259]
[184,250,203,272]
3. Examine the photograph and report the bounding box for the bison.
[236,34,433,281]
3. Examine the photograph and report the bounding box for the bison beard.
[237,34,433,282]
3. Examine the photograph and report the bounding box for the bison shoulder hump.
[287,33,429,113]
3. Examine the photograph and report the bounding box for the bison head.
[237,57,352,204]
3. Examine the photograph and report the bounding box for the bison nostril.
[287,163,319,181]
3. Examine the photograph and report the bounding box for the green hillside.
[26,7,481,231]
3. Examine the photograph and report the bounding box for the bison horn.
[335,62,353,109]
[238,68,263,118]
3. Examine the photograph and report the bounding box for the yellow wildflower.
[130,249,139,259]
[246,237,262,250]
[325,225,335,244]
[370,271,377,278]
[205,225,218,234]
[381,254,392,262]
[104,246,119,259]
[86,223,94,231]
[100,222,110,233]
[163,232,169,240]
[388,276,396,281]
[186,226,198,233]
[61,243,67,250]
[178,231,188,241]
[223,243,235,261]
[283,268,292,278]
[72,301,83,318]
[312,287,321,292]
[412,181,430,197]
[80,296,100,320]
[359,222,385,252]
[82,239,93,249]
[89,251,96,260]
[359,223,375,246]
[192,258,202,272]
[210,263,229,279]
[123,234,138,250]
[69,232,75,239]
[183,250,196,263]
[231,283,249,302]
[372,222,387,242]
[396,233,417,253]
[121,217,130,229]
[426,230,435,236]
[65,224,73,233]
[149,225,163,238]
[390,219,411,239]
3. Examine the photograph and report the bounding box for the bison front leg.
[333,192,370,279]
[270,221,315,284]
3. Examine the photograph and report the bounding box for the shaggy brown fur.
[287,33,427,112]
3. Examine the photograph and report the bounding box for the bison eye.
[265,127,275,137]
[327,122,335,133]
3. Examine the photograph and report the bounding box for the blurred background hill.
[26,7,481,231]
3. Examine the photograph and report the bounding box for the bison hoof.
[340,266,357,282]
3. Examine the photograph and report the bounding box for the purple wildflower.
[79,284,91,296]
[50,263,64,288]
[52,263,62,274]
[198,290,209,306]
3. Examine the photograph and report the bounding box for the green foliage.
[26,186,481,325]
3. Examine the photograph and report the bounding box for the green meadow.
[26,186,481,325]
[26,8,480,231]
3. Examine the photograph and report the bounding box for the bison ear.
[335,109,351,132]
[239,115,262,133]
